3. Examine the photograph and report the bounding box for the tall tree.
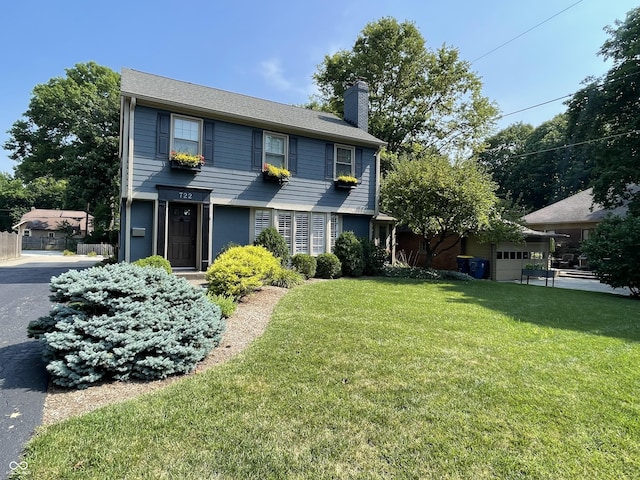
[313,17,497,158]
[566,7,640,212]
[381,153,498,267]
[480,115,592,211]
[4,62,120,232]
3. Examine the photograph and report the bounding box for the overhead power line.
[471,0,584,63]
[495,68,640,121]
[511,129,640,158]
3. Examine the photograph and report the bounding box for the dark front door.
[168,204,197,267]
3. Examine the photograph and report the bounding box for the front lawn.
[18,279,640,479]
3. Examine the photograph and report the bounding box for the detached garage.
[463,227,567,282]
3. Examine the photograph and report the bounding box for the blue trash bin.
[469,258,489,279]
[456,255,473,274]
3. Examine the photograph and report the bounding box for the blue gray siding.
[342,215,371,238]
[130,200,154,260]
[212,206,250,259]
[132,106,377,211]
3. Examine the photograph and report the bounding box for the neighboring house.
[118,69,389,269]
[12,208,94,250]
[395,229,460,270]
[523,187,628,254]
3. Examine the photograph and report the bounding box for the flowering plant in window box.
[170,151,205,170]
[262,163,290,184]
[334,175,358,189]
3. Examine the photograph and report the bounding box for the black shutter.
[355,148,363,177]
[157,113,170,158]
[288,137,297,175]
[203,121,215,166]
[252,130,263,170]
[325,143,334,179]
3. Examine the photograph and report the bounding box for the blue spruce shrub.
[27,263,225,389]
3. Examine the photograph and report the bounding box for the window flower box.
[334,175,358,190]
[170,151,204,171]
[262,163,290,185]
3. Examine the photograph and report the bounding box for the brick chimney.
[343,80,369,132]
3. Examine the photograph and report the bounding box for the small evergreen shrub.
[254,227,289,265]
[63,250,75,256]
[435,269,474,281]
[207,293,238,318]
[315,253,342,279]
[27,263,224,389]
[133,255,172,274]
[291,254,317,279]
[206,245,280,298]
[87,251,98,257]
[334,231,364,277]
[270,267,304,288]
[361,237,388,276]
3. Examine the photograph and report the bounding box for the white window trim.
[334,144,355,179]
[252,209,342,256]
[263,131,289,169]
[170,114,203,156]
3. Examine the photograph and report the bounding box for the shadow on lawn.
[368,277,640,343]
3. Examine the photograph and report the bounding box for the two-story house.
[119,69,390,269]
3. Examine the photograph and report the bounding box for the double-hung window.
[334,145,355,178]
[172,116,202,155]
[264,132,288,169]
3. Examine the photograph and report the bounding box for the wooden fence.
[0,231,20,260]
[77,243,115,256]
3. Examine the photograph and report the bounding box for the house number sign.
[178,192,194,200]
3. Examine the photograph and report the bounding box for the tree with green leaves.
[566,7,640,213]
[0,172,67,230]
[381,153,498,267]
[479,115,593,211]
[582,214,640,298]
[313,17,497,158]
[4,62,120,233]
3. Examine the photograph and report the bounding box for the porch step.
[558,269,598,280]
[173,270,206,281]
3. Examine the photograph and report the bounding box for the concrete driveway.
[0,252,100,480]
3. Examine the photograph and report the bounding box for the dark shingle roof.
[523,188,628,225]
[121,68,385,148]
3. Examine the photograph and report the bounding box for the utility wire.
[493,129,640,159]
[495,68,640,121]
[471,0,584,63]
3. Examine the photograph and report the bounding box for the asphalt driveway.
[0,252,100,480]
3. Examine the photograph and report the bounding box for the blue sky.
[1,0,638,174]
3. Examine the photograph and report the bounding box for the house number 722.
[178,192,193,199]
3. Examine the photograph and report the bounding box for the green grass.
[17,279,640,479]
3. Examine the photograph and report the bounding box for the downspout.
[123,96,136,262]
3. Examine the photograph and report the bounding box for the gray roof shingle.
[121,68,385,147]
[523,188,628,225]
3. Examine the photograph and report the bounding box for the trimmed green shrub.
[207,293,237,318]
[206,245,280,298]
[254,227,289,265]
[291,254,317,279]
[361,237,388,276]
[27,263,224,389]
[63,250,75,256]
[133,255,172,274]
[270,267,304,288]
[315,253,342,279]
[334,231,364,277]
